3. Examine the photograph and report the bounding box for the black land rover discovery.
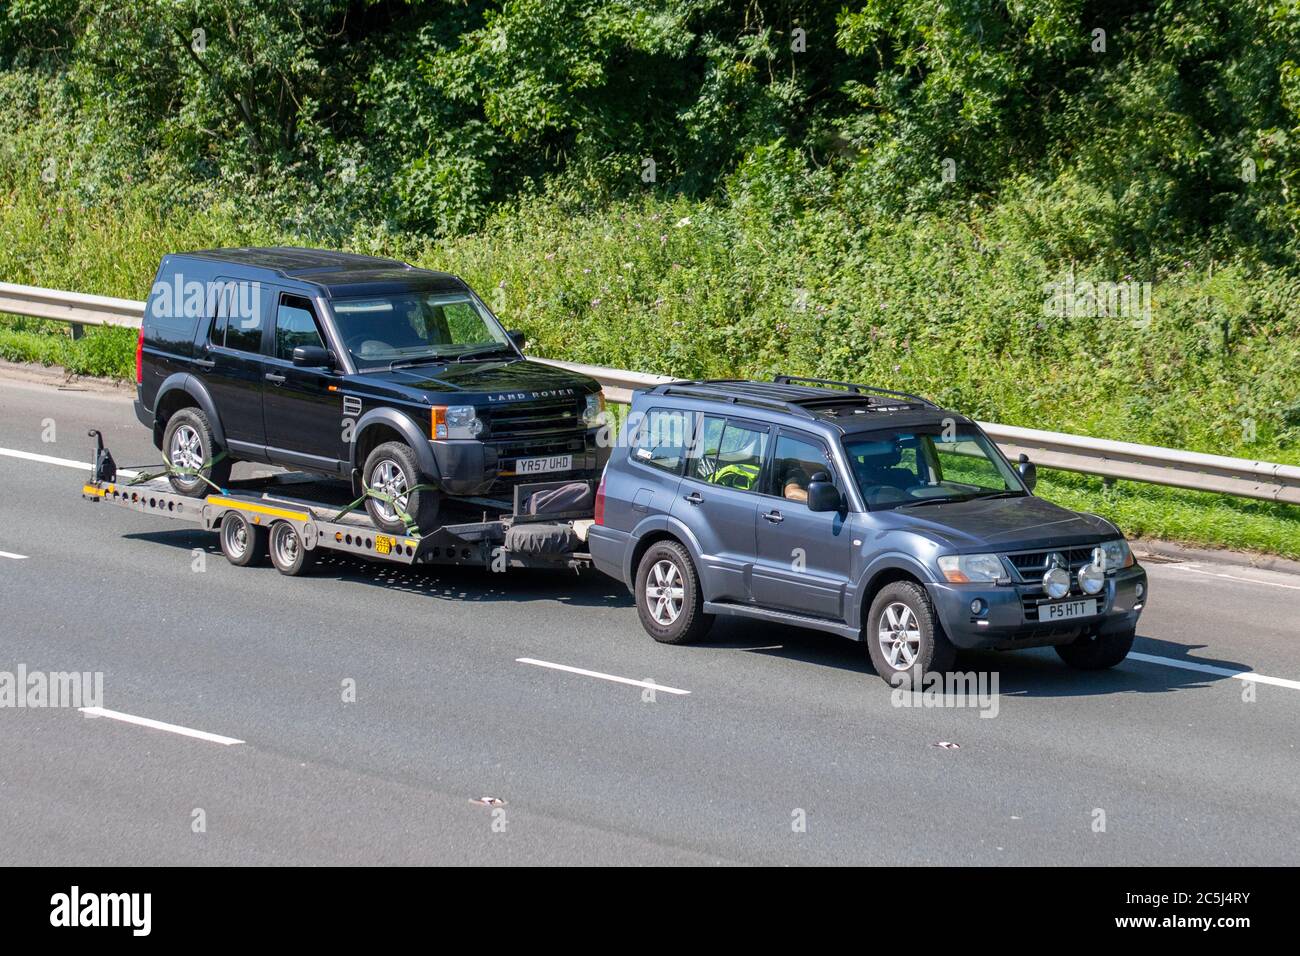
[134,247,608,532]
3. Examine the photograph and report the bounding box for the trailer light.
[594,470,607,525]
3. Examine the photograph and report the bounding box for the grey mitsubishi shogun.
[588,376,1148,685]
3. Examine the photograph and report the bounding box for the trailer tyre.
[162,407,232,497]
[268,521,316,576]
[219,511,266,567]
[634,541,713,645]
[362,441,441,535]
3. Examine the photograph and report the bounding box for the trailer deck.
[81,446,595,576]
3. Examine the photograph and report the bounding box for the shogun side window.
[630,408,695,475]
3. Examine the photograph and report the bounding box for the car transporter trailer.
[79,431,596,577]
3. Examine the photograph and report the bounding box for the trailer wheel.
[218,511,266,567]
[268,521,316,576]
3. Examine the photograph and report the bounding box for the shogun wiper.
[897,494,975,508]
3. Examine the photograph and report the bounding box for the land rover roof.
[171,247,468,298]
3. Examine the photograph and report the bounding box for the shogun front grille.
[1006,545,1104,622]
[1007,547,1095,575]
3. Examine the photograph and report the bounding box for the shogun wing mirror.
[806,471,844,513]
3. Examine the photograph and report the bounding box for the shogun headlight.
[432,405,483,439]
[1098,538,1134,572]
[938,553,1006,584]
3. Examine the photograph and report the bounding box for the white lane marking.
[1128,652,1300,691]
[517,658,690,695]
[0,550,28,559]
[79,706,245,745]
[1162,562,1300,592]
[0,446,138,478]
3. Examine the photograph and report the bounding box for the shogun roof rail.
[771,374,938,409]
[650,377,937,420]
[654,381,819,420]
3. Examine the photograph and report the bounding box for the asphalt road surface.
[1,367,1298,865]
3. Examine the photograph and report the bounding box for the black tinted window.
[275,295,324,360]
[217,282,264,354]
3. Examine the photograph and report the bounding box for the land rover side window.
[213,280,264,354]
[630,408,694,474]
[690,416,768,492]
[275,295,325,360]
[769,432,833,504]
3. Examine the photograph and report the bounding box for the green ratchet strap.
[128,449,229,495]
[332,481,441,537]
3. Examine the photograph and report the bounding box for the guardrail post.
[69,322,85,341]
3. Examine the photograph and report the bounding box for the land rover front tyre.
[362,441,442,535]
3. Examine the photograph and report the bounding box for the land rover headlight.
[1098,538,1134,572]
[432,405,482,439]
[582,393,606,427]
[938,553,1006,584]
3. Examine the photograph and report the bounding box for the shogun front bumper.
[926,565,1148,650]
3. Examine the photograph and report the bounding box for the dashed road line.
[517,658,690,695]
[0,550,28,560]
[1128,652,1300,692]
[79,706,245,746]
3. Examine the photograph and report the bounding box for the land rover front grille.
[486,397,583,440]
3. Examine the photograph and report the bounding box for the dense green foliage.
[2,1,1300,552]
